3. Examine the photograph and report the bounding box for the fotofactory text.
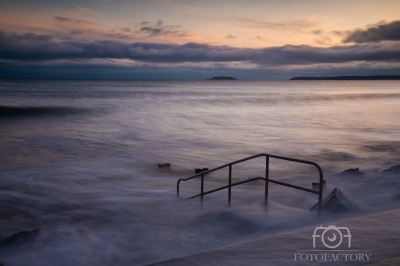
[294,225,372,262]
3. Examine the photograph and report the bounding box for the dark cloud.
[140,26,163,36]
[331,30,346,37]
[0,30,52,42]
[343,20,400,43]
[224,35,236,39]
[255,43,400,65]
[314,36,331,45]
[106,33,130,39]
[53,16,71,22]
[1,58,400,80]
[70,30,83,36]
[121,27,131,33]
[311,29,322,35]
[1,30,400,66]
[137,20,187,37]
[53,16,96,25]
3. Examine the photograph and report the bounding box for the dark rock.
[157,163,170,168]
[337,168,364,177]
[310,188,358,213]
[382,164,400,175]
[395,194,400,201]
[195,168,209,174]
[0,229,40,247]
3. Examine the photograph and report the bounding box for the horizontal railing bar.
[181,176,318,200]
[176,152,323,212]
[186,177,265,200]
[268,178,319,194]
[178,153,322,184]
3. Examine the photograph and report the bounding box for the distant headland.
[290,75,400,80]
[207,76,238,80]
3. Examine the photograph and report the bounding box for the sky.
[0,0,400,80]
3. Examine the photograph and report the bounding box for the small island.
[207,76,238,80]
[290,75,400,80]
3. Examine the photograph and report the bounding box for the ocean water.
[0,79,400,265]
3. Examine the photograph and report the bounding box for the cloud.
[1,30,400,67]
[331,30,346,37]
[0,31,52,42]
[2,58,399,80]
[53,17,71,22]
[67,7,93,13]
[52,16,123,40]
[136,20,187,37]
[106,33,130,39]
[70,30,83,36]
[53,16,97,26]
[314,36,331,45]
[249,36,265,41]
[311,29,322,35]
[235,17,317,31]
[121,27,131,33]
[343,20,400,43]
[224,35,236,39]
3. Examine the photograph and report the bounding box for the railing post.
[201,174,204,208]
[318,171,323,215]
[228,164,232,207]
[265,156,269,205]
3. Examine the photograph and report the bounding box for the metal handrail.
[177,153,324,213]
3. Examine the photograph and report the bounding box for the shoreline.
[290,75,400,80]
[150,207,400,265]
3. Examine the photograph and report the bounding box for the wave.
[0,106,90,118]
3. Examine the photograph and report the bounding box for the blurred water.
[0,79,400,265]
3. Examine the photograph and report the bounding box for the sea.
[0,79,400,265]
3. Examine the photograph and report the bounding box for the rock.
[0,229,40,247]
[157,163,170,168]
[310,188,358,213]
[395,194,400,201]
[337,168,364,177]
[383,164,400,175]
[195,168,209,174]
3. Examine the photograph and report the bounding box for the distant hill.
[290,75,400,80]
[207,76,238,80]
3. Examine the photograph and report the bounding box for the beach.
[151,208,400,265]
[1,79,400,265]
